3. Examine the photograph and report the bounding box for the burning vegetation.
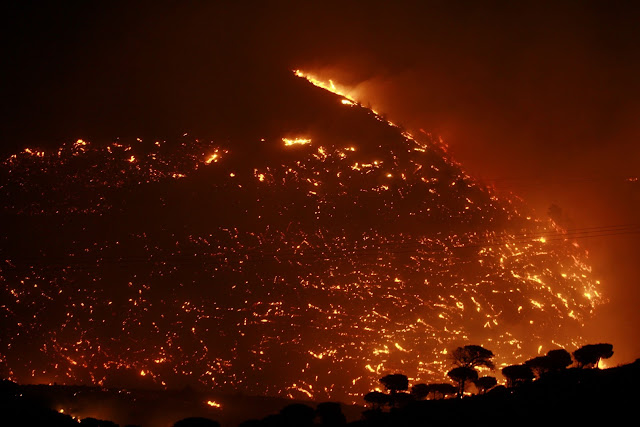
[0,70,601,403]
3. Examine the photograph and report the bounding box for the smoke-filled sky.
[2,1,639,364]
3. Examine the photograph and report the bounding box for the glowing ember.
[206,400,222,408]
[283,137,312,146]
[205,151,220,164]
[0,71,602,403]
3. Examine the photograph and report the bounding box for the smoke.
[261,0,640,363]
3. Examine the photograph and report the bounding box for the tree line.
[364,342,614,408]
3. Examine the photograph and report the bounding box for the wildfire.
[0,69,603,403]
[294,69,356,102]
[206,400,222,408]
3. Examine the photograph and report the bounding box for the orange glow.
[206,400,222,408]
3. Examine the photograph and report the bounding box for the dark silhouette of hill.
[357,360,640,426]
[2,360,639,426]
[0,380,361,427]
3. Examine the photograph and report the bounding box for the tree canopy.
[429,383,457,399]
[410,383,430,400]
[573,343,614,368]
[474,376,498,394]
[364,391,388,409]
[525,348,574,378]
[447,366,478,397]
[380,373,409,394]
[546,349,573,371]
[525,356,553,378]
[502,364,534,387]
[450,345,495,370]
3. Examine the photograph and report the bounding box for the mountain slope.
[0,69,600,402]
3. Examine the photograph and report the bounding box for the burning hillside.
[0,70,601,402]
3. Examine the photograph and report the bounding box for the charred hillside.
[0,69,600,402]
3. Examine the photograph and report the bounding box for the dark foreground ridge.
[360,360,640,426]
[2,359,639,427]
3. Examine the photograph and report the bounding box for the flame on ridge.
[294,70,357,103]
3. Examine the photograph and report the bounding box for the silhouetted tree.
[364,391,389,410]
[525,348,574,378]
[546,349,572,371]
[474,376,497,394]
[573,343,614,368]
[173,418,220,427]
[447,366,478,397]
[316,402,346,426]
[410,383,430,400]
[429,383,457,400]
[450,345,495,370]
[379,373,409,394]
[525,356,553,378]
[502,364,534,387]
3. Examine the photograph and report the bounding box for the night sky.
[1,0,639,378]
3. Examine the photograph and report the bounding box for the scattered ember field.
[0,71,601,402]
